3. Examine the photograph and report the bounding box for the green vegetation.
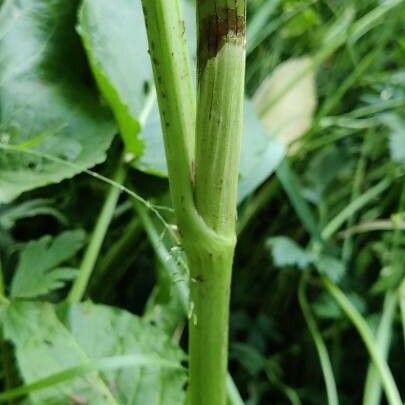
[0,0,404,404]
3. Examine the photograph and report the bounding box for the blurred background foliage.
[0,0,404,404]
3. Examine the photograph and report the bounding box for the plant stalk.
[299,274,339,405]
[141,1,246,404]
[323,276,402,405]
[195,0,246,237]
[140,0,196,233]
[67,160,126,303]
[187,244,235,405]
[135,202,245,405]
[187,2,246,405]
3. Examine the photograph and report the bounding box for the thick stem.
[140,0,196,233]
[135,203,245,405]
[188,2,246,405]
[195,1,246,237]
[141,2,246,404]
[188,245,234,405]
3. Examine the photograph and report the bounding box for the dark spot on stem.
[198,7,246,76]
[143,80,150,94]
[180,20,186,37]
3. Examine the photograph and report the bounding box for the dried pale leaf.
[253,57,317,148]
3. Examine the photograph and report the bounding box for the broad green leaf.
[2,302,186,404]
[253,57,317,148]
[11,230,85,299]
[0,0,116,203]
[238,101,286,202]
[78,0,195,174]
[67,302,186,405]
[78,0,151,156]
[2,302,117,404]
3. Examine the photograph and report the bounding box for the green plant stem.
[321,178,390,241]
[322,276,402,405]
[141,1,246,405]
[339,219,405,237]
[186,3,246,405]
[341,143,366,262]
[364,184,405,404]
[187,246,234,405]
[67,161,126,303]
[264,366,302,405]
[299,275,339,405]
[363,291,397,405]
[194,1,246,237]
[134,202,244,405]
[140,0,196,233]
